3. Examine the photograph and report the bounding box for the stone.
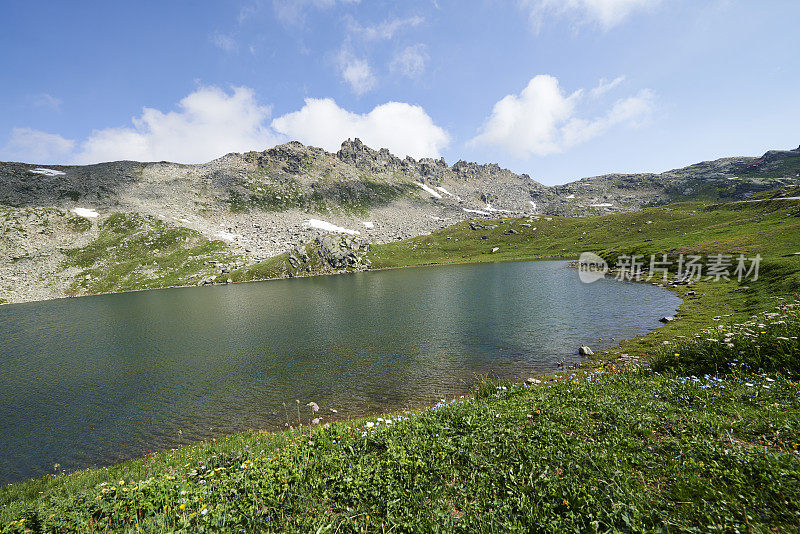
[578,345,594,356]
[526,378,542,385]
[659,316,674,323]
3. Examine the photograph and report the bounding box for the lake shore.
[2,199,799,531]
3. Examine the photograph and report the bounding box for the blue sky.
[1,0,798,185]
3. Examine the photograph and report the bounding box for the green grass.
[2,331,799,531]
[367,200,800,270]
[738,154,800,179]
[3,200,800,531]
[61,213,240,295]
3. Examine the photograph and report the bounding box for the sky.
[1,0,798,186]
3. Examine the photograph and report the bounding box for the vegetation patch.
[61,213,239,295]
[2,318,798,531]
[228,171,416,216]
[2,201,800,531]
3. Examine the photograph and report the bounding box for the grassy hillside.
[61,213,240,295]
[2,199,799,532]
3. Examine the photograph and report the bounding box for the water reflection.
[0,261,680,485]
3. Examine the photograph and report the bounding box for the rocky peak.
[336,138,406,173]
[244,141,318,174]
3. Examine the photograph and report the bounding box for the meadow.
[2,196,799,532]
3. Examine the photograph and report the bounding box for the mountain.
[1,140,798,304]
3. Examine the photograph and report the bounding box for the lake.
[0,260,680,485]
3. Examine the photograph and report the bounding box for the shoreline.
[0,251,577,308]
[0,260,683,488]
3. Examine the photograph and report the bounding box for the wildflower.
[563,499,569,506]
[180,503,187,511]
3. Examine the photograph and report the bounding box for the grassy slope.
[2,200,800,532]
[61,213,240,295]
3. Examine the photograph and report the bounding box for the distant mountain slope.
[1,140,798,304]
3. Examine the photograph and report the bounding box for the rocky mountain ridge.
[1,140,798,304]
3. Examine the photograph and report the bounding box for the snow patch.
[565,194,575,199]
[215,232,240,242]
[485,204,512,213]
[590,203,613,208]
[362,221,374,229]
[463,208,491,216]
[30,167,65,176]
[435,186,453,196]
[71,208,98,218]
[304,219,361,235]
[414,182,443,199]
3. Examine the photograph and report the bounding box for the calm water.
[0,261,680,485]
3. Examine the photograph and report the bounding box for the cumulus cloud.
[390,44,429,78]
[2,127,75,164]
[4,86,449,164]
[337,49,377,95]
[519,0,660,30]
[271,97,449,159]
[471,74,653,157]
[75,86,281,164]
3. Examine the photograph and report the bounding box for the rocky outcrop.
[286,235,371,276]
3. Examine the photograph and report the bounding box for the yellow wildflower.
[563,499,569,506]
[180,503,187,511]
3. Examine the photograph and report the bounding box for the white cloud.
[471,74,653,157]
[390,44,429,78]
[561,89,655,146]
[29,93,63,111]
[271,97,449,159]
[75,86,281,164]
[347,15,424,41]
[210,32,238,53]
[589,75,625,98]
[2,127,75,164]
[337,49,377,95]
[519,0,660,31]
[4,86,449,164]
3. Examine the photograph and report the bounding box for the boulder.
[659,316,674,323]
[578,345,594,356]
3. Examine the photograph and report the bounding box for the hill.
[1,141,798,304]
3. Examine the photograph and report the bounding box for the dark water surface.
[0,261,680,485]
